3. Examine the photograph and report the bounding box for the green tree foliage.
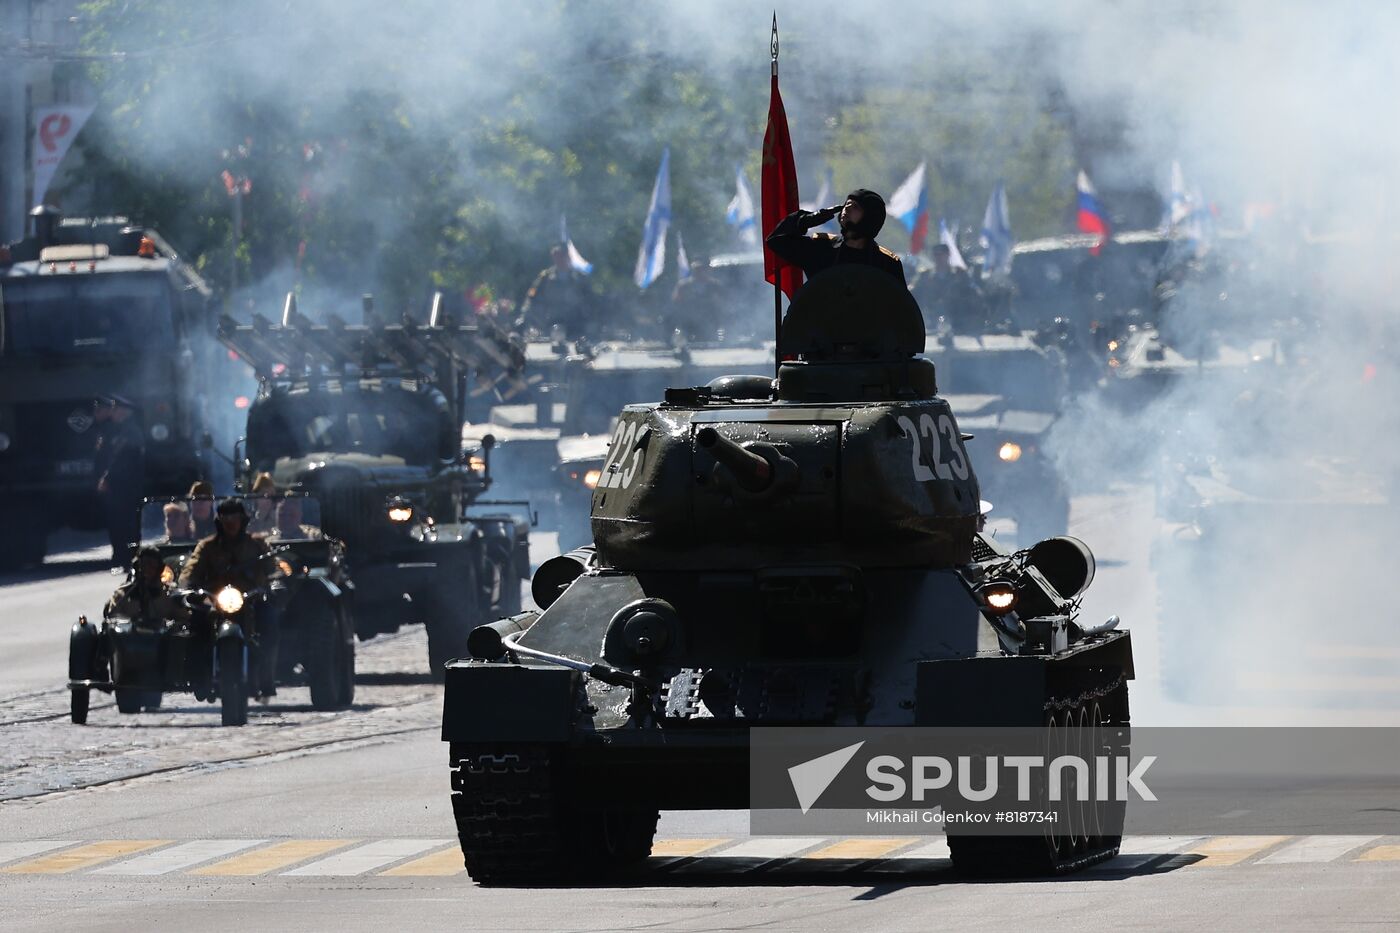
[67,1,1075,313]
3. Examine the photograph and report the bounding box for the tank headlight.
[276,558,295,577]
[998,442,1023,463]
[160,565,175,584]
[583,469,602,489]
[977,581,1019,615]
[0,432,10,452]
[387,504,414,523]
[150,422,170,442]
[214,585,245,615]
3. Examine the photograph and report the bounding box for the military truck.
[222,293,532,677]
[441,267,1134,883]
[924,332,1073,544]
[0,207,226,568]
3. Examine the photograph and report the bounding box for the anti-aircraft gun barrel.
[697,426,771,492]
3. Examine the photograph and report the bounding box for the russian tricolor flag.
[1076,170,1110,254]
[889,161,929,254]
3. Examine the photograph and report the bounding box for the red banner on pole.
[762,74,802,300]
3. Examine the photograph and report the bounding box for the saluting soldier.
[766,189,906,285]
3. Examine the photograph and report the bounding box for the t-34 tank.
[441,266,1134,884]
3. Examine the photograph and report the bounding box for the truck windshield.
[941,351,1063,409]
[250,385,445,465]
[1,273,174,356]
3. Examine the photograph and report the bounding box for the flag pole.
[771,14,782,378]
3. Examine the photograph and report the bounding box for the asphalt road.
[3,503,1399,931]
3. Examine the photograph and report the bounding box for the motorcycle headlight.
[149,422,170,442]
[468,455,486,472]
[387,503,414,523]
[214,585,245,615]
[160,565,175,585]
[998,442,1023,463]
[583,469,602,489]
[977,581,1019,615]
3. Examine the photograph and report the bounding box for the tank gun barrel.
[697,427,772,492]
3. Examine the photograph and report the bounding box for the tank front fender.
[916,631,1133,727]
[441,662,580,743]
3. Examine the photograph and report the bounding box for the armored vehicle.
[924,332,1072,544]
[441,266,1134,883]
[222,294,532,677]
[465,336,775,550]
[0,208,229,568]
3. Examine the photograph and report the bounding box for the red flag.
[762,74,802,299]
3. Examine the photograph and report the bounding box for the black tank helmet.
[216,498,248,516]
[843,189,887,240]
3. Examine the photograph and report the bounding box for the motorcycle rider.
[180,498,277,698]
[106,546,189,623]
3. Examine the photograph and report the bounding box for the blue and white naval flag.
[725,164,759,247]
[979,181,1013,276]
[938,218,967,270]
[559,214,593,275]
[634,147,672,289]
[676,230,692,283]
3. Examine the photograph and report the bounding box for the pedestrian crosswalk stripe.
[1118,836,1203,856]
[2,840,169,875]
[93,839,267,876]
[6,836,1400,877]
[649,838,730,858]
[190,839,354,876]
[1355,844,1400,862]
[1185,836,1290,867]
[0,841,79,867]
[703,837,826,860]
[379,846,465,877]
[882,838,951,860]
[808,838,916,860]
[1258,835,1381,865]
[284,839,445,876]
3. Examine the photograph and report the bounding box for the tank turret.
[590,265,977,569]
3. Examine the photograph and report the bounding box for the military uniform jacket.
[766,210,907,284]
[105,580,190,623]
[179,532,270,593]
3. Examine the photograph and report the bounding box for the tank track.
[449,743,659,886]
[949,674,1131,877]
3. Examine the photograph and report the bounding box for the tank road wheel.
[449,744,659,886]
[218,639,249,727]
[70,688,90,725]
[426,561,479,682]
[947,676,1128,877]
